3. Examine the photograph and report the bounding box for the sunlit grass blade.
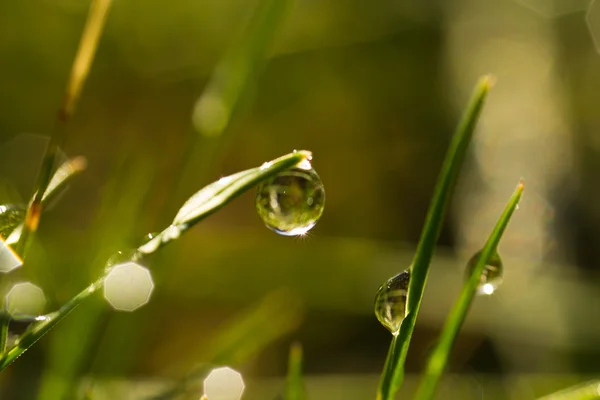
[285,342,306,400]
[0,277,103,371]
[192,0,296,137]
[4,156,87,246]
[0,151,309,372]
[537,380,600,400]
[148,289,304,400]
[376,75,495,400]
[16,0,113,258]
[414,180,524,400]
[137,150,311,256]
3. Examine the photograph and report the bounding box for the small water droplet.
[142,232,159,244]
[374,270,410,335]
[105,249,140,271]
[465,251,504,295]
[0,204,26,239]
[255,167,325,236]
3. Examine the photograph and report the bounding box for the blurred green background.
[2,0,600,399]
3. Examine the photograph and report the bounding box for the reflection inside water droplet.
[374,269,410,335]
[465,250,504,295]
[0,204,26,239]
[255,166,325,236]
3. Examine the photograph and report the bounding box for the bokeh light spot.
[5,282,46,316]
[203,367,245,400]
[0,239,22,273]
[103,262,154,312]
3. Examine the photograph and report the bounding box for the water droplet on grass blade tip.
[465,251,504,295]
[255,166,325,236]
[374,270,410,335]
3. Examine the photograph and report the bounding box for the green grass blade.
[0,151,310,372]
[192,0,295,137]
[0,314,8,355]
[136,150,311,256]
[376,75,495,400]
[0,277,103,371]
[285,342,306,400]
[414,180,524,400]
[16,0,113,258]
[537,380,600,400]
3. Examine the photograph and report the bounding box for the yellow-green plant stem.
[285,342,305,400]
[16,0,113,259]
[414,180,524,400]
[376,75,494,400]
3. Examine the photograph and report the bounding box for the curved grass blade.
[137,150,311,257]
[285,342,306,400]
[0,151,309,372]
[537,380,600,400]
[376,75,495,400]
[414,180,524,400]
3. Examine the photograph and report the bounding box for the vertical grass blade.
[285,342,306,400]
[16,0,113,258]
[376,75,495,400]
[414,180,524,400]
[0,315,9,355]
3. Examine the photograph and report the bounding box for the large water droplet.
[465,250,504,295]
[255,166,325,236]
[374,270,410,335]
[0,204,26,239]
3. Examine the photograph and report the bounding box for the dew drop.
[0,204,26,239]
[105,249,140,271]
[142,232,159,243]
[255,166,325,236]
[465,250,504,295]
[374,270,410,335]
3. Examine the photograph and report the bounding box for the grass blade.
[137,150,311,257]
[5,157,87,246]
[0,151,310,371]
[414,180,524,400]
[537,380,600,400]
[285,342,306,400]
[192,0,296,137]
[376,75,495,400]
[16,0,113,258]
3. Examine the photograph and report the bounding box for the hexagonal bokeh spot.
[516,0,590,17]
[103,262,154,312]
[203,367,245,400]
[0,239,22,273]
[588,0,600,52]
[5,282,46,316]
